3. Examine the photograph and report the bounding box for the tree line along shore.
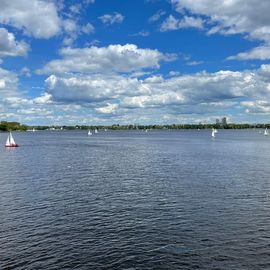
[1,121,270,132]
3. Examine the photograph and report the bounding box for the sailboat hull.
[5,144,19,147]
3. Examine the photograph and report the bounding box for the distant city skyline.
[1,0,270,125]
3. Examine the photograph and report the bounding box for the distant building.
[214,117,227,126]
[221,117,227,125]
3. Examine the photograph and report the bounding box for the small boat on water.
[5,132,19,147]
[88,130,92,136]
[211,128,218,138]
[264,128,269,136]
[94,129,98,134]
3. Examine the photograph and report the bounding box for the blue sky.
[1,0,270,125]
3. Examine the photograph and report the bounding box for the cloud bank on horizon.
[0,0,270,125]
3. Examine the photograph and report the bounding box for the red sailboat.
[5,132,19,147]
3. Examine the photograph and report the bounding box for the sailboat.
[5,132,19,147]
[211,128,218,138]
[88,130,92,136]
[94,128,98,134]
[264,128,269,136]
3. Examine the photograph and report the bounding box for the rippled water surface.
[1,129,270,269]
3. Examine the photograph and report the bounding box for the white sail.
[5,132,18,147]
[94,129,98,134]
[88,130,92,136]
[9,132,16,145]
[211,128,216,138]
[264,128,269,136]
[6,134,10,146]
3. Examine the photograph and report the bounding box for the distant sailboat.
[94,128,98,134]
[5,132,19,147]
[88,130,92,136]
[264,128,269,136]
[211,128,218,138]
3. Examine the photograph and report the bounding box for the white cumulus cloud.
[0,79,5,89]
[0,0,61,39]
[4,64,270,124]
[160,15,204,32]
[96,103,119,114]
[171,0,270,60]
[37,44,175,74]
[0,67,19,97]
[2,63,270,125]
[227,45,270,60]
[171,0,270,41]
[0,28,29,57]
[40,64,270,119]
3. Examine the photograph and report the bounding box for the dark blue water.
[1,130,270,269]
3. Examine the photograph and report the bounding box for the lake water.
[1,129,270,269]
